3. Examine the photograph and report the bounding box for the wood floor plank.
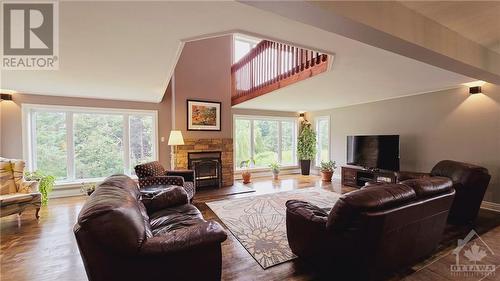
[1,175,499,281]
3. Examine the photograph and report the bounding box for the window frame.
[22,103,158,184]
[314,116,331,167]
[232,34,261,63]
[233,114,298,171]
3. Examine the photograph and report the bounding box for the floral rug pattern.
[206,188,341,269]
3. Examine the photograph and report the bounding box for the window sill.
[234,165,299,174]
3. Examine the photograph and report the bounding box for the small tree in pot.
[320,160,337,182]
[297,120,317,175]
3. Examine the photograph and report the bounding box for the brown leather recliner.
[398,160,491,224]
[286,178,455,280]
[74,175,227,281]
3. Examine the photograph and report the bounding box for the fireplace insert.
[188,151,222,188]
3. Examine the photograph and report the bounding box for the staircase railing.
[231,40,329,105]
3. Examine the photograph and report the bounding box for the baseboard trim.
[481,201,500,212]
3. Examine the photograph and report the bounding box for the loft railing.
[231,40,329,105]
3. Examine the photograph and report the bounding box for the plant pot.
[300,160,311,175]
[87,190,94,196]
[272,171,279,180]
[242,171,252,184]
[321,171,333,182]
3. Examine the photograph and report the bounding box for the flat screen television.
[347,135,400,171]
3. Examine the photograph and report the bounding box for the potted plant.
[81,182,97,196]
[240,159,254,184]
[24,171,55,206]
[269,161,281,180]
[297,120,317,175]
[320,160,337,182]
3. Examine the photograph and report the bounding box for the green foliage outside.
[235,119,296,169]
[74,113,124,178]
[24,171,55,206]
[298,120,316,160]
[35,112,68,179]
[34,112,154,180]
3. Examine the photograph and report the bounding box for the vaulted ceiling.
[0,1,482,111]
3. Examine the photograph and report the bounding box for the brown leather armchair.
[74,175,227,281]
[397,160,491,224]
[286,179,455,280]
[134,161,196,200]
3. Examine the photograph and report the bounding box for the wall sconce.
[0,93,13,101]
[469,86,482,95]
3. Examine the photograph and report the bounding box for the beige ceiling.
[1,1,474,111]
[400,1,500,54]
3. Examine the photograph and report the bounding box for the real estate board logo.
[450,229,496,278]
[2,1,58,70]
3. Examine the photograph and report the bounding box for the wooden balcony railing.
[231,40,329,105]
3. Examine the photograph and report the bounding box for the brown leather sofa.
[398,160,491,224]
[286,178,455,280]
[74,175,227,281]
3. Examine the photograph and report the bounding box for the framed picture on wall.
[187,99,221,131]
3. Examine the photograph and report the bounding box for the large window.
[234,115,297,169]
[23,104,157,182]
[315,116,330,165]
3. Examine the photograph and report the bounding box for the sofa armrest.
[141,186,188,213]
[19,180,40,193]
[139,221,227,256]
[285,200,329,257]
[397,171,430,182]
[165,170,195,182]
[286,200,328,224]
[138,176,185,188]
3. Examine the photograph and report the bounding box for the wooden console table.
[341,166,397,188]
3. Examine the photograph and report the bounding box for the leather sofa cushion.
[141,186,188,213]
[401,177,452,198]
[327,184,416,232]
[149,204,205,236]
[77,175,151,255]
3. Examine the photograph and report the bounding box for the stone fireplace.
[174,138,233,187]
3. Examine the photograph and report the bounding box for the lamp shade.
[168,130,185,145]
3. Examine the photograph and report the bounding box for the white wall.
[308,83,500,204]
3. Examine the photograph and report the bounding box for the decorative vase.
[272,171,279,180]
[300,160,311,175]
[242,171,252,184]
[321,171,333,182]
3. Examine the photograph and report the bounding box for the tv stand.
[341,166,397,188]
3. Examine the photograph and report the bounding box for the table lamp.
[168,130,185,169]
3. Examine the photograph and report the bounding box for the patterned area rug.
[206,188,341,269]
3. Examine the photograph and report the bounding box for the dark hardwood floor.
[1,175,499,281]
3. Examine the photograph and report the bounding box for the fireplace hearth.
[188,151,222,188]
